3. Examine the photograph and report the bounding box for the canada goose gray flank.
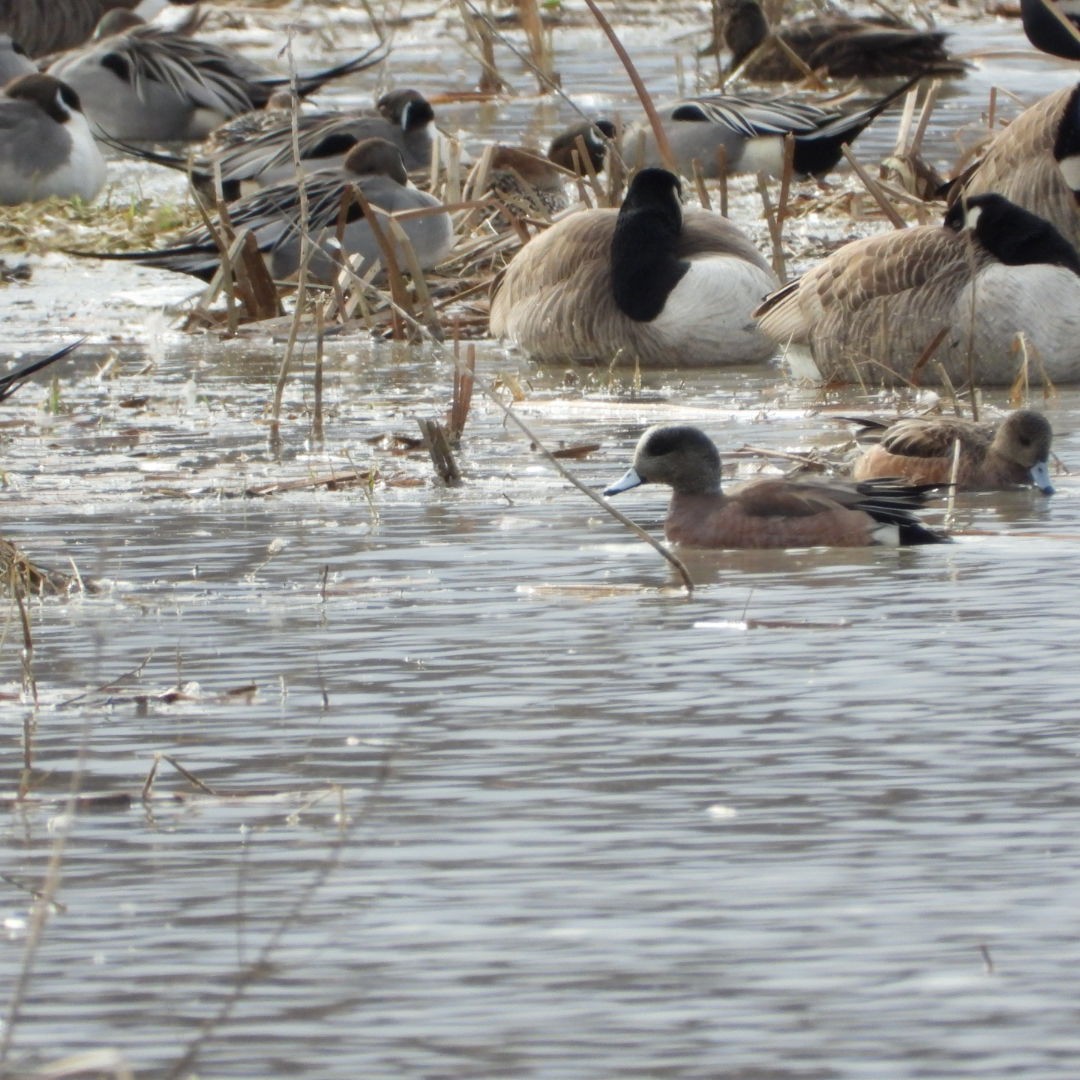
[0,74,106,204]
[71,138,454,284]
[1020,0,1080,59]
[103,89,435,203]
[489,167,778,368]
[47,22,385,141]
[624,76,919,179]
[956,83,1080,258]
[720,0,964,81]
[754,193,1080,386]
[849,410,1055,494]
[603,424,947,548]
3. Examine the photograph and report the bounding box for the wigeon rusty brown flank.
[850,410,1055,494]
[604,424,947,549]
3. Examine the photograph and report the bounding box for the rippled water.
[3,3,1080,1079]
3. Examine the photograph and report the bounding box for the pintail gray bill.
[623,75,920,178]
[71,137,454,285]
[753,193,1080,386]
[489,167,778,368]
[603,424,947,548]
[47,20,386,141]
[0,74,106,204]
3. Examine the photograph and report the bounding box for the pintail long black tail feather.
[259,41,390,99]
[63,244,220,282]
[853,477,950,544]
[94,129,189,171]
[792,72,922,177]
[0,339,84,402]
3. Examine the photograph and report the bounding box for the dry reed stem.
[312,306,324,445]
[840,147,907,229]
[417,418,462,485]
[582,0,676,173]
[757,174,786,281]
[516,0,557,92]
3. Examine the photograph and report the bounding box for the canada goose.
[623,76,918,178]
[719,0,964,82]
[755,193,1080,386]
[1020,0,1080,60]
[103,89,434,203]
[603,424,946,548]
[0,74,106,204]
[46,20,384,140]
[848,410,1055,494]
[954,83,1080,256]
[74,138,454,284]
[488,167,778,368]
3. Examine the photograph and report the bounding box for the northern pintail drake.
[46,19,384,141]
[488,167,778,368]
[1020,0,1080,59]
[80,137,454,284]
[849,410,1055,494]
[0,74,106,204]
[719,0,964,81]
[0,34,36,84]
[105,88,435,201]
[623,77,917,178]
[0,0,196,57]
[954,83,1080,257]
[604,424,946,548]
[754,193,1080,386]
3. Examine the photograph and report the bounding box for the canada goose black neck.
[946,193,1080,276]
[610,168,690,322]
[1054,84,1080,196]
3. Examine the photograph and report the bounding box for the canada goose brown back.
[959,85,1080,257]
[490,169,778,368]
[754,193,1080,386]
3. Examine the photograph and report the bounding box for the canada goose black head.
[610,168,688,322]
[945,192,1080,275]
[1053,84,1080,195]
[1020,0,1080,60]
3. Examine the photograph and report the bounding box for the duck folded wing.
[876,417,983,458]
[733,478,867,518]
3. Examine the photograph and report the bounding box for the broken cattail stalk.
[691,160,711,210]
[312,306,324,445]
[840,146,906,229]
[756,174,786,281]
[417,417,462,485]
[516,0,557,92]
[449,342,476,441]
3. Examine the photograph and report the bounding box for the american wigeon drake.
[754,193,1080,386]
[489,167,778,367]
[604,424,946,548]
[850,410,1055,494]
[546,119,616,173]
[78,137,453,284]
[0,0,195,57]
[0,74,106,204]
[46,18,384,140]
[719,0,964,82]
[1020,0,1080,59]
[954,84,1080,258]
[107,89,435,203]
[623,77,917,179]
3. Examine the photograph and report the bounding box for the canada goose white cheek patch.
[1059,153,1080,193]
[962,204,982,232]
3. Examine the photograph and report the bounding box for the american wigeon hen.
[754,193,1080,385]
[955,83,1080,258]
[489,167,778,367]
[604,424,946,548]
[623,77,916,179]
[719,0,964,81]
[850,410,1055,494]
